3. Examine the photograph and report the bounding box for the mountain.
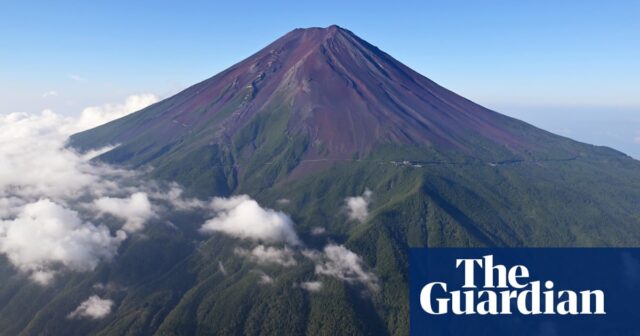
[2,25,640,335]
[70,25,611,196]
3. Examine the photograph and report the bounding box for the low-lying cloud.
[345,189,372,223]
[252,270,274,285]
[200,195,300,245]
[0,200,126,284]
[235,245,297,267]
[93,192,155,232]
[73,94,158,133]
[306,244,379,292]
[68,295,114,319]
[218,261,228,276]
[0,107,299,284]
[311,227,326,236]
[0,95,158,284]
[299,281,323,292]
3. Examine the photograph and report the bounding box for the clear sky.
[1,1,639,156]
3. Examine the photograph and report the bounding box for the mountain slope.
[3,25,639,335]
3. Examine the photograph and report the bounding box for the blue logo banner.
[410,248,640,335]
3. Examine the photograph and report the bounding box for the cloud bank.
[0,200,126,284]
[72,94,158,132]
[0,95,157,284]
[68,295,114,319]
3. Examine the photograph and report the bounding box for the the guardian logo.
[420,255,606,315]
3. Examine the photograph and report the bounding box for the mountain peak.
[317,24,345,36]
[279,24,352,50]
[292,24,344,34]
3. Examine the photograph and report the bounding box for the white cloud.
[634,135,640,144]
[152,185,207,211]
[0,110,104,199]
[0,94,157,200]
[42,91,58,98]
[235,245,297,267]
[93,192,155,232]
[309,244,379,292]
[92,282,119,292]
[259,274,273,284]
[253,270,274,285]
[68,295,114,319]
[311,227,326,235]
[72,93,158,132]
[200,195,300,245]
[0,200,125,284]
[300,281,323,292]
[345,189,372,223]
[276,198,290,205]
[0,95,159,284]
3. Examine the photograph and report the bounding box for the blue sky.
[1,1,639,156]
